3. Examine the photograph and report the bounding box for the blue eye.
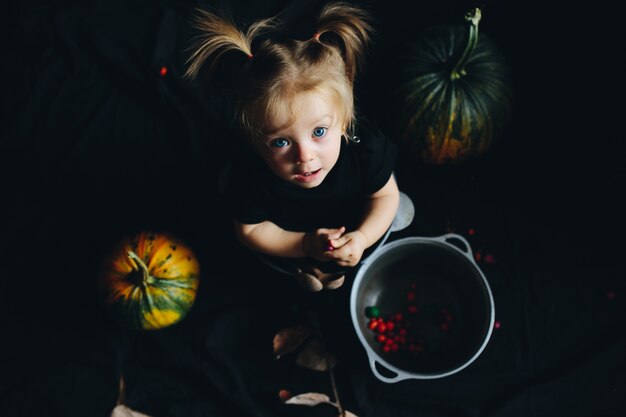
[313,127,327,138]
[270,138,289,148]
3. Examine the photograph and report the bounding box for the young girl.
[185,2,400,291]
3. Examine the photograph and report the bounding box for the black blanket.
[2,1,624,416]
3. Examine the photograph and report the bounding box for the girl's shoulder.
[351,118,397,156]
[345,117,398,193]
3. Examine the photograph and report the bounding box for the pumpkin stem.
[450,8,481,80]
[127,251,150,286]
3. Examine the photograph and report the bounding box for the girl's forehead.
[267,91,338,132]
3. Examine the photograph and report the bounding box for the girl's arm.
[355,174,400,248]
[234,221,307,258]
[327,175,400,267]
[234,220,344,260]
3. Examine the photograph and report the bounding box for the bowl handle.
[437,233,474,261]
[365,348,411,383]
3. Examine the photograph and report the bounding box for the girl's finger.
[328,235,349,249]
[327,226,345,240]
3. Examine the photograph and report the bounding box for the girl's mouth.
[294,168,321,183]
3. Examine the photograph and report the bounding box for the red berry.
[278,389,292,402]
[442,309,453,322]
[408,305,418,314]
[378,323,387,333]
[382,344,391,353]
[408,343,423,353]
[377,334,386,343]
[407,291,416,301]
[159,66,168,77]
[386,321,395,331]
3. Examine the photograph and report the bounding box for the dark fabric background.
[1,1,624,416]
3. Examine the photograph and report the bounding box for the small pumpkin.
[400,8,513,164]
[98,231,200,331]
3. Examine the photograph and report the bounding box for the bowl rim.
[350,234,495,380]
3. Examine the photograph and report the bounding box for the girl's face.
[254,92,343,189]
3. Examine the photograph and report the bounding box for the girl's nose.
[294,142,314,163]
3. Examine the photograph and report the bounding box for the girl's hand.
[326,230,367,267]
[303,227,345,261]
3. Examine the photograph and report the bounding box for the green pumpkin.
[98,231,201,331]
[400,9,513,164]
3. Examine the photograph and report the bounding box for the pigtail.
[314,2,373,83]
[184,9,275,79]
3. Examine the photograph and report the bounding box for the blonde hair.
[185,2,372,140]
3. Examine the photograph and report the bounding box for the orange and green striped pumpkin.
[98,231,200,331]
[400,8,513,164]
